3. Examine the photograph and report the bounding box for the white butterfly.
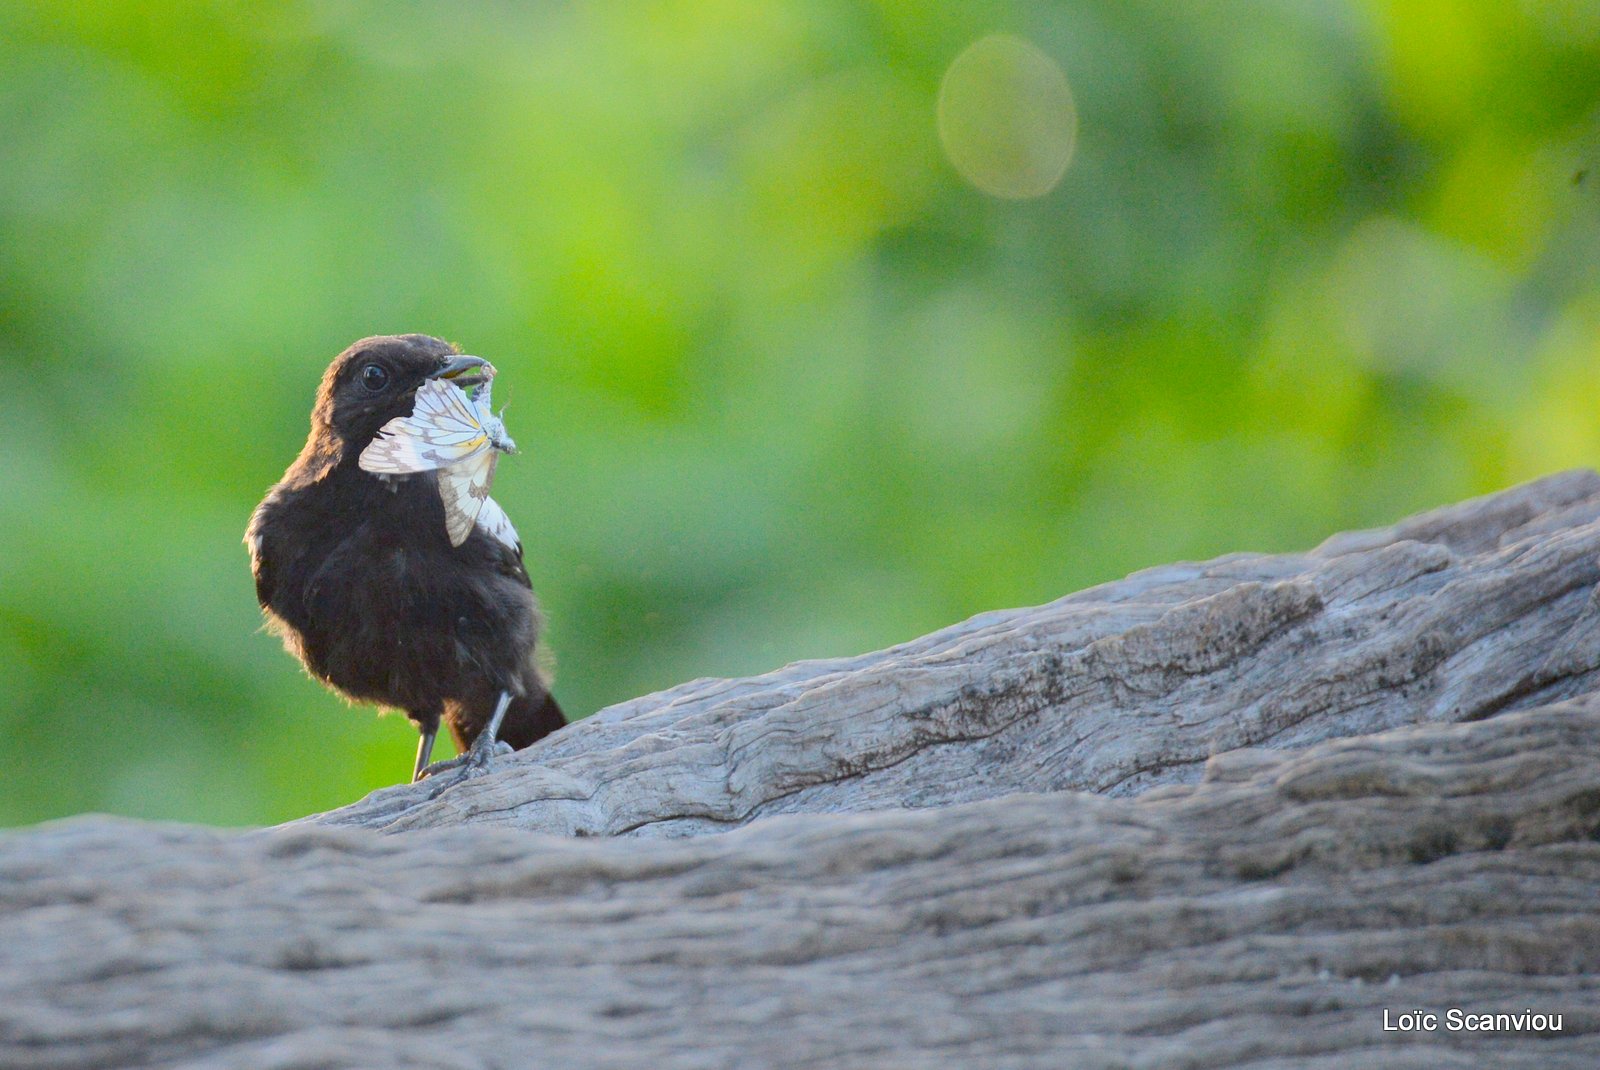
[358,376,521,551]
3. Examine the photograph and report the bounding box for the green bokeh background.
[2,2,1598,827]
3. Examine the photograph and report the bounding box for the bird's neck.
[287,426,359,487]
[269,446,442,551]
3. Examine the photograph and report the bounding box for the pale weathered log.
[4,703,1597,1068]
[4,472,1599,1069]
[307,468,1600,837]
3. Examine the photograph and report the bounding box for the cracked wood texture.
[312,467,1600,836]
[6,471,1600,1068]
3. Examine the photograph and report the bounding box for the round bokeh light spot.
[937,34,1078,200]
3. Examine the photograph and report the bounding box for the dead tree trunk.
[4,472,1599,1068]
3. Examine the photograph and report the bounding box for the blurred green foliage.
[1,1,1598,827]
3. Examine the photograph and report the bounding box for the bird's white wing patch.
[437,450,498,547]
[359,380,491,474]
[475,496,522,554]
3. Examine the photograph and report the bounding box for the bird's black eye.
[360,363,390,392]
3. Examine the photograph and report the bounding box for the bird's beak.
[429,355,495,388]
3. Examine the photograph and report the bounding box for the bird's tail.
[496,687,566,751]
[446,686,565,754]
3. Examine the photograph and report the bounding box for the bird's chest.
[295,515,495,704]
[307,500,456,623]
[264,478,440,626]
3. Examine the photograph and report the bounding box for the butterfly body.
[474,379,518,455]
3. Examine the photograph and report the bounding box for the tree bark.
[311,467,1600,837]
[5,471,1599,1068]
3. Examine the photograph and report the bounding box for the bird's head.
[311,334,493,451]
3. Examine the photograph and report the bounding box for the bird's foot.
[412,690,517,790]
[415,737,514,787]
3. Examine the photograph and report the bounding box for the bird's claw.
[415,738,513,787]
[412,690,517,791]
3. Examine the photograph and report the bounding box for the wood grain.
[5,472,1598,1068]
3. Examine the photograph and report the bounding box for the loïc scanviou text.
[1383,1008,1563,1033]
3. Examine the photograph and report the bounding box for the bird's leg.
[416,690,516,783]
[478,689,511,749]
[412,724,439,783]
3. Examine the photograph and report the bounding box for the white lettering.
[1443,1009,1563,1032]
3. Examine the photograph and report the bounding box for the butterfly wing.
[356,379,518,548]
[436,449,498,547]
[359,380,491,475]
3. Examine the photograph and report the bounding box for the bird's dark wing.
[481,527,531,589]
[247,528,274,608]
[246,491,304,621]
[459,497,528,587]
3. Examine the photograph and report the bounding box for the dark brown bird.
[246,334,564,782]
